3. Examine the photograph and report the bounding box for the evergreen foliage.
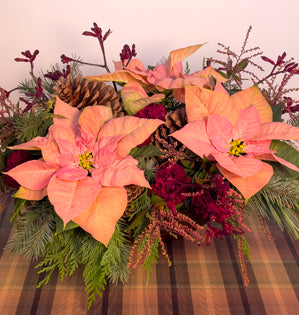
[129,145,161,182]
[18,79,36,97]
[80,220,131,309]
[126,189,152,237]
[101,220,131,284]
[36,227,82,287]
[41,61,82,96]
[138,158,157,182]
[142,236,160,284]
[5,196,132,309]
[14,111,53,142]
[80,234,107,308]
[163,92,182,111]
[288,113,299,127]
[5,200,56,260]
[246,176,299,239]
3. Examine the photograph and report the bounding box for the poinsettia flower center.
[78,151,94,170]
[228,139,245,157]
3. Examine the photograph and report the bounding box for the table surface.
[0,202,298,315]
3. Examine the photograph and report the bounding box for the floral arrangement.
[1,24,299,308]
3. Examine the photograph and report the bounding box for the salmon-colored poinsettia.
[171,85,299,199]
[5,98,163,245]
[87,44,228,103]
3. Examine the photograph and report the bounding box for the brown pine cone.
[151,106,187,151]
[122,185,145,218]
[53,74,125,117]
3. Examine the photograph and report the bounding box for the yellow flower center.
[228,139,245,157]
[78,151,94,170]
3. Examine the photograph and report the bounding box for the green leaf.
[270,140,299,178]
[235,59,248,72]
[10,198,26,223]
[129,145,163,159]
[218,71,228,78]
[126,206,150,231]
[233,74,242,83]
[271,104,284,122]
[55,215,79,234]
[151,193,166,205]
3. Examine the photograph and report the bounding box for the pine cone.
[151,106,187,150]
[122,185,145,218]
[53,74,125,117]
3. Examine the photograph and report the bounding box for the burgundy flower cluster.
[152,162,191,215]
[191,174,247,245]
[134,103,166,146]
[4,151,33,188]
[82,22,112,44]
[14,49,46,112]
[134,103,166,121]
[120,44,137,68]
[15,50,39,65]
[60,54,75,64]
[262,52,299,74]
[44,65,71,81]
[152,162,247,244]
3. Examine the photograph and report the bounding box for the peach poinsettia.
[87,44,228,103]
[171,85,299,199]
[5,98,163,245]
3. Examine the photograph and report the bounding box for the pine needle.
[246,176,299,239]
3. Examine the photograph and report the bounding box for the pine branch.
[101,220,131,284]
[18,79,36,97]
[5,200,56,260]
[288,112,299,127]
[14,111,53,142]
[246,176,299,239]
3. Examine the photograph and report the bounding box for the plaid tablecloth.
[0,203,298,315]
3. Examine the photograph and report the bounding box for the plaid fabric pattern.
[0,204,298,315]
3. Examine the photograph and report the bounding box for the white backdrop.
[1,0,299,100]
